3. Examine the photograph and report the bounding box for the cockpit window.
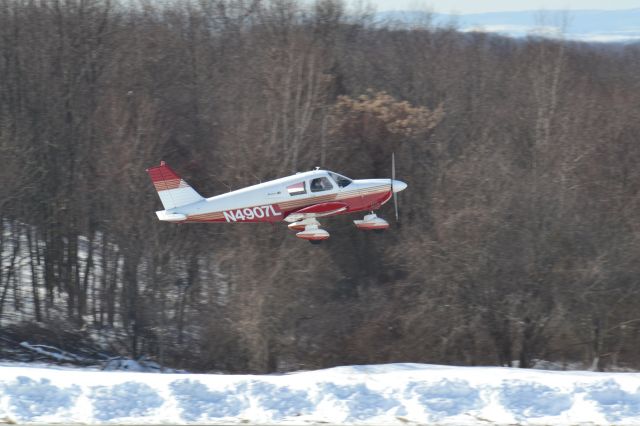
[310,177,333,192]
[287,181,306,196]
[328,172,352,188]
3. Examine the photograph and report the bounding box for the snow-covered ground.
[1,362,640,425]
[376,9,640,43]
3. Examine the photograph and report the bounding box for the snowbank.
[1,362,640,424]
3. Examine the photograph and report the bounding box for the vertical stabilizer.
[146,161,204,210]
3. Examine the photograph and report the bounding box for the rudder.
[146,161,204,210]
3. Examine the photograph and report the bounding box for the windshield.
[328,172,352,188]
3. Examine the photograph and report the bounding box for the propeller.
[392,152,399,222]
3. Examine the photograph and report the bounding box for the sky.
[366,0,640,13]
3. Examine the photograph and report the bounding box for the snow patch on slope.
[1,362,640,424]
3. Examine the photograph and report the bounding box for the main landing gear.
[288,218,330,243]
[289,213,390,244]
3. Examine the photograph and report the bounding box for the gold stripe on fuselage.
[186,185,391,221]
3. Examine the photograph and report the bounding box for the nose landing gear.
[354,213,389,231]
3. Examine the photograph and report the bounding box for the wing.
[284,201,348,222]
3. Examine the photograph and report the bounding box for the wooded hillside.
[1,0,640,373]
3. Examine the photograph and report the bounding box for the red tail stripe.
[146,163,181,183]
[153,179,183,191]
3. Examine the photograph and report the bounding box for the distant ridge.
[375,8,640,43]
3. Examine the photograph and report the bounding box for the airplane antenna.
[211,174,231,192]
[249,172,262,184]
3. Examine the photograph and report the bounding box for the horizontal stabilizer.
[156,211,187,222]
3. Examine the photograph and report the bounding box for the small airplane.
[146,156,407,243]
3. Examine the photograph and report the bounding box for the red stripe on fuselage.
[182,188,392,223]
